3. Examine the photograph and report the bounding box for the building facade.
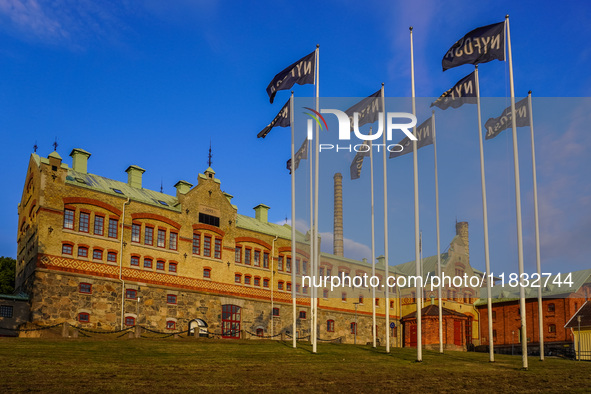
[15,149,402,344]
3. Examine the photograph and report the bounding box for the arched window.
[166,321,176,330]
[256,328,264,337]
[125,316,135,326]
[78,312,90,323]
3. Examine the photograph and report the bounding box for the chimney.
[376,255,385,267]
[455,221,469,256]
[69,149,91,174]
[253,204,270,222]
[333,173,344,257]
[125,165,145,189]
[174,180,193,196]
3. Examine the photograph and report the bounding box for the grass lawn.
[1,337,590,393]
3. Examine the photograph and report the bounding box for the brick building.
[475,269,591,355]
[395,222,486,350]
[14,149,407,344]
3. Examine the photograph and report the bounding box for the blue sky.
[0,0,590,277]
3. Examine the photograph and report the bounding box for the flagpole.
[380,82,390,352]
[528,90,544,361]
[290,92,297,349]
[506,14,528,370]
[432,111,444,354]
[371,126,377,349]
[380,82,389,352]
[308,133,314,348]
[474,65,495,362]
[410,26,422,362]
[312,44,320,353]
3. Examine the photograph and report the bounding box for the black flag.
[267,51,316,104]
[442,22,505,71]
[287,138,309,174]
[258,98,290,138]
[389,116,433,159]
[350,141,371,180]
[345,89,383,131]
[431,72,477,110]
[484,97,530,140]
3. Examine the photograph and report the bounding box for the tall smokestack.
[334,173,344,257]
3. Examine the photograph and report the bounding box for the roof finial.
[33,141,38,153]
[52,137,58,152]
[208,139,213,168]
[160,178,163,193]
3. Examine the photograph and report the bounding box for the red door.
[410,324,417,347]
[222,304,241,339]
[454,320,462,346]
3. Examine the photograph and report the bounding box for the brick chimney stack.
[334,173,344,257]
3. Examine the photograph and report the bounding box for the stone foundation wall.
[26,269,402,345]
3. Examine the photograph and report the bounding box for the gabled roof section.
[403,304,468,319]
[31,153,69,169]
[65,168,180,212]
[565,301,591,328]
[393,252,450,277]
[475,269,591,306]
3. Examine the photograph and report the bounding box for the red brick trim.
[235,237,271,250]
[192,223,224,236]
[223,246,235,252]
[179,236,192,243]
[132,213,181,229]
[37,254,313,307]
[39,207,63,215]
[63,197,122,216]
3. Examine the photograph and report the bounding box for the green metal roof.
[393,252,451,277]
[235,214,306,242]
[65,168,180,212]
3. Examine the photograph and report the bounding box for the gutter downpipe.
[271,235,278,338]
[120,198,131,329]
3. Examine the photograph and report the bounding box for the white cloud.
[0,0,127,47]
[319,232,372,262]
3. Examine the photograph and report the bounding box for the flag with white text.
[389,117,433,159]
[350,141,371,180]
[484,97,530,140]
[258,98,290,138]
[345,89,383,131]
[442,22,505,71]
[287,138,309,174]
[431,72,477,110]
[267,51,316,104]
